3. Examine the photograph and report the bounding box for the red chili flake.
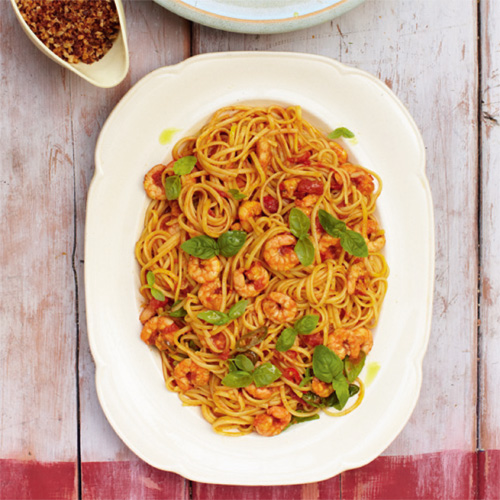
[214,188,230,199]
[263,195,279,213]
[16,0,120,65]
[283,367,302,385]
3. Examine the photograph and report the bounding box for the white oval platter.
[86,51,434,486]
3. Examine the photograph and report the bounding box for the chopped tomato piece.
[263,195,279,213]
[296,179,324,196]
[149,298,169,311]
[301,332,323,347]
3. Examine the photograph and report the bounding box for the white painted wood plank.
[0,4,77,461]
[194,0,479,455]
[480,0,500,451]
[76,0,191,463]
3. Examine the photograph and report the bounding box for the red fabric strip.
[192,477,340,500]
[3,450,497,499]
[81,460,189,500]
[478,449,500,500]
[0,459,77,500]
[341,450,478,500]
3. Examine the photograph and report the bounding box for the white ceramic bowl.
[153,0,366,34]
[10,0,129,88]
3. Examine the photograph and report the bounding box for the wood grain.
[479,0,500,496]
[480,0,500,451]
[0,0,77,472]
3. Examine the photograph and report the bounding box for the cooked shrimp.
[281,178,300,198]
[347,261,368,295]
[319,234,342,261]
[238,200,262,232]
[173,358,210,391]
[140,316,178,350]
[263,234,299,271]
[233,262,270,298]
[139,298,168,324]
[311,377,334,398]
[188,256,221,284]
[329,141,348,164]
[253,406,291,437]
[334,164,375,196]
[262,292,297,323]
[294,194,320,216]
[245,383,277,400]
[198,279,223,310]
[257,137,271,170]
[144,162,173,200]
[327,327,373,360]
[354,220,386,253]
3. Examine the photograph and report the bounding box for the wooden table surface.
[1,0,499,498]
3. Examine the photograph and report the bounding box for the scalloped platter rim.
[86,51,434,485]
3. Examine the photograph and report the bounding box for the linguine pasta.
[135,105,388,437]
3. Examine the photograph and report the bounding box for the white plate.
[86,51,434,485]
[153,0,366,34]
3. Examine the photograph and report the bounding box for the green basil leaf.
[164,175,181,201]
[173,156,197,175]
[253,362,282,387]
[228,359,238,373]
[228,188,246,201]
[344,352,366,383]
[340,230,369,257]
[312,345,344,383]
[292,414,321,424]
[169,303,187,318]
[197,310,230,325]
[241,350,260,366]
[299,367,312,388]
[318,209,346,238]
[294,314,319,335]
[302,391,323,408]
[349,384,360,397]
[234,327,268,352]
[228,299,249,320]
[146,271,155,287]
[217,230,247,258]
[332,375,350,410]
[234,354,254,373]
[294,236,315,267]
[289,207,311,238]
[328,127,355,139]
[276,327,297,352]
[222,371,253,388]
[181,235,218,259]
[151,287,165,301]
